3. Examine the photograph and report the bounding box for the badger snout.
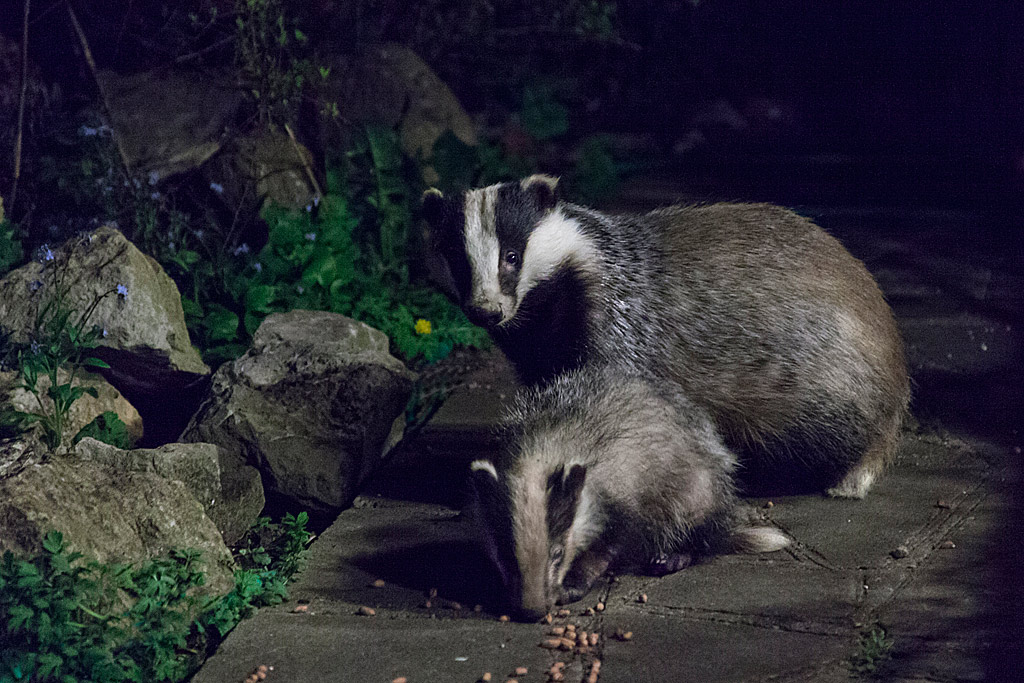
[464,305,504,329]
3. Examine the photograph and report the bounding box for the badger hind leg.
[827,408,903,499]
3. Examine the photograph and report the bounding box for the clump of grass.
[850,625,894,676]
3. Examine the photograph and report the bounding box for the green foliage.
[6,238,121,453]
[233,0,334,128]
[0,530,203,683]
[575,1,618,39]
[182,126,489,366]
[0,515,312,683]
[850,625,894,676]
[73,411,134,450]
[197,512,312,639]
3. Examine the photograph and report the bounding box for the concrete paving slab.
[607,555,861,632]
[594,614,851,683]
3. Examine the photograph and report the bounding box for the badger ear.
[521,174,559,211]
[422,188,446,227]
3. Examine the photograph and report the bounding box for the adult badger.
[468,365,789,619]
[423,175,909,498]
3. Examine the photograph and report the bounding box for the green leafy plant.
[73,411,134,450]
[850,625,894,676]
[234,0,327,129]
[1,515,313,683]
[182,126,490,366]
[6,238,123,453]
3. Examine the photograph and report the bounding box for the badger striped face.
[422,175,597,328]
[468,455,590,619]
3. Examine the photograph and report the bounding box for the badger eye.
[504,250,520,267]
[550,546,564,564]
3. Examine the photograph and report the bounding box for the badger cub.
[467,365,788,620]
[424,176,910,498]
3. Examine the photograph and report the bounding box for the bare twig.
[9,0,31,210]
[65,0,133,177]
[284,123,323,200]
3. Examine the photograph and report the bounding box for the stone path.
[194,198,1022,683]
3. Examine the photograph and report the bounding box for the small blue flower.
[195,229,205,239]
[210,182,224,194]
[304,232,316,242]
[313,195,321,207]
[101,327,109,338]
[37,245,55,263]
[296,284,304,295]
[79,125,98,137]
[305,204,313,213]
[150,191,161,200]
[233,243,250,256]
[254,262,263,273]
[168,241,175,252]
[29,280,44,292]
[116,284,129,300]
[30,340,41,354]
[148,170,161,185]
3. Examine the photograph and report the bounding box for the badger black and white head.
[423,174,596,326]
[465,366,789,620]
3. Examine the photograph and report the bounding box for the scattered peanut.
[542,612,553,624]
[556,608,571,617]
[371,579,386,588]
[548,673,564,682]
[480,673,492,682]
[558,637,575,650]
[356,606,375,616]
[392,678,407,683]
[422,600,433,608]
[514,666,529,676]
[292,604,309,613]
[588,632,599,646]
[451,602,462,610]
[549,626,565,636]
[540,639,562,650]
[938,540,956,549]
[595,602,605,612]
[638,593,648,603]
[499,614,511,622]
[583,607,595,616]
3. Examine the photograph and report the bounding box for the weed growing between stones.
[850,624,894,676]
[0,237,125,453]
[0,514,312,683]
[0,197,23,278]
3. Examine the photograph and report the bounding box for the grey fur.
[467,365,789,618]
[429,182,910,498]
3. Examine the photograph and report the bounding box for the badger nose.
[465,306,503,328]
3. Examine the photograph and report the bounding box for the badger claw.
[647,552,693,576]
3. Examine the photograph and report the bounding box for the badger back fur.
[466,365,788,620]
[424,176,910,498]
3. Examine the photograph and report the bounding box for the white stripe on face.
[517,208,600,312]
[463,185,509,316]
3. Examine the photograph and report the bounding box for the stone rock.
[74,437,220,511]
[210,455,266,547]
[2,368,143,449]
[323,44,477,184]
[73,437,265,547]
[0,226,210,445]
[182,310,416,514]
[0,455,235,596]
[99,67,244,180]
[204,133,317,216]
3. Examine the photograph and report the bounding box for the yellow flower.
[414,318,432,335]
